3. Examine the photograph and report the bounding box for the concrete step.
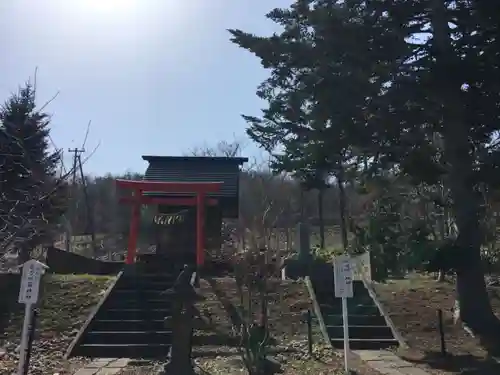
[316,296,374,308]
[90,319,166,332]
[315,296,372,306]
[104,297,172,310]
[323,314,387,326]
[313,280,367,294]
[316,292,372,303]
[98,308,172,320]
[90,317,208,332]
[330,338,398,350]
[117,278,177,290]
[311,273,398,351]
[133,273,180,278]
[320,303,380,316]
[327,325,394,339]
[110,289,170,298]
[134,261,189,274]
[314,289,370,299]
[82,331,173,345]
[73,343,172,359]
[67,255,198,360]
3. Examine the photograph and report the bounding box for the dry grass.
[374,273,500,375]
[0,274,114,375]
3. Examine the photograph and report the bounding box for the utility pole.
[67,148,85,253]
[77,152,97,255]
[68,148,84,185]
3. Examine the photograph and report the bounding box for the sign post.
[334,255,354,374]
[17,259,47,375]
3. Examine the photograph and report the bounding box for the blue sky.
[0,0,289,175]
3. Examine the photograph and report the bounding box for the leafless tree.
[188,137,247,158]
[231,247,273,375]
[239,165,298,253]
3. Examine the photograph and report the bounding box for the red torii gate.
[115,179,222,266]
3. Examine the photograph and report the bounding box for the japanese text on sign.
[334,255,354,298]
[18,261,44,304]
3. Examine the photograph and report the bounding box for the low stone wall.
[285,252,372,283]
[0,273,22,335]
[46,247,123,275]
[284,259,333,283]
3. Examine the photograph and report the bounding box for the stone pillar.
[296,222,311,263]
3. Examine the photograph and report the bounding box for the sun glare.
[75,0,138,16]
[51,0,193,47]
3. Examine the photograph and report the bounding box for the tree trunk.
[300,189,305,221]
[317,188,325,249]
[437,184,447,283]
[437,184,446,241]
[338,175,349,252]
[431,0,500,349]
[447,162,498,341]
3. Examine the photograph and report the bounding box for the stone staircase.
[67,255,188,359]
[312,269,398,350]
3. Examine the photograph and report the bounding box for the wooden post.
[438,309,447,356]
[23,307,38,375]
[307,309,313,357]
[125,189,142,265]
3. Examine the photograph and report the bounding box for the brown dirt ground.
[191,277,381,375]
[374,273,500,375]
[120,276,382,375]
[199,277,312,341]
[0,274,114,375]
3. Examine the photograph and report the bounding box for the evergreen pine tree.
[0,83,68,259]
[230,0,500,346]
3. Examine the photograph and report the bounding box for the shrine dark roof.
[142,155,248,164]
[141,155,248,198]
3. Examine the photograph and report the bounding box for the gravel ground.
[118,341,381,375]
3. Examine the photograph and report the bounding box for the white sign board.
[17,259,48,375]
[18,260,46,304]
[334,255,354,298]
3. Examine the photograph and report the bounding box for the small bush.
[311,245,343,262]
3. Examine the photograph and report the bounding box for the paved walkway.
[73,358,130,375]
[73,350,431,375]
[354,350,431,375]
